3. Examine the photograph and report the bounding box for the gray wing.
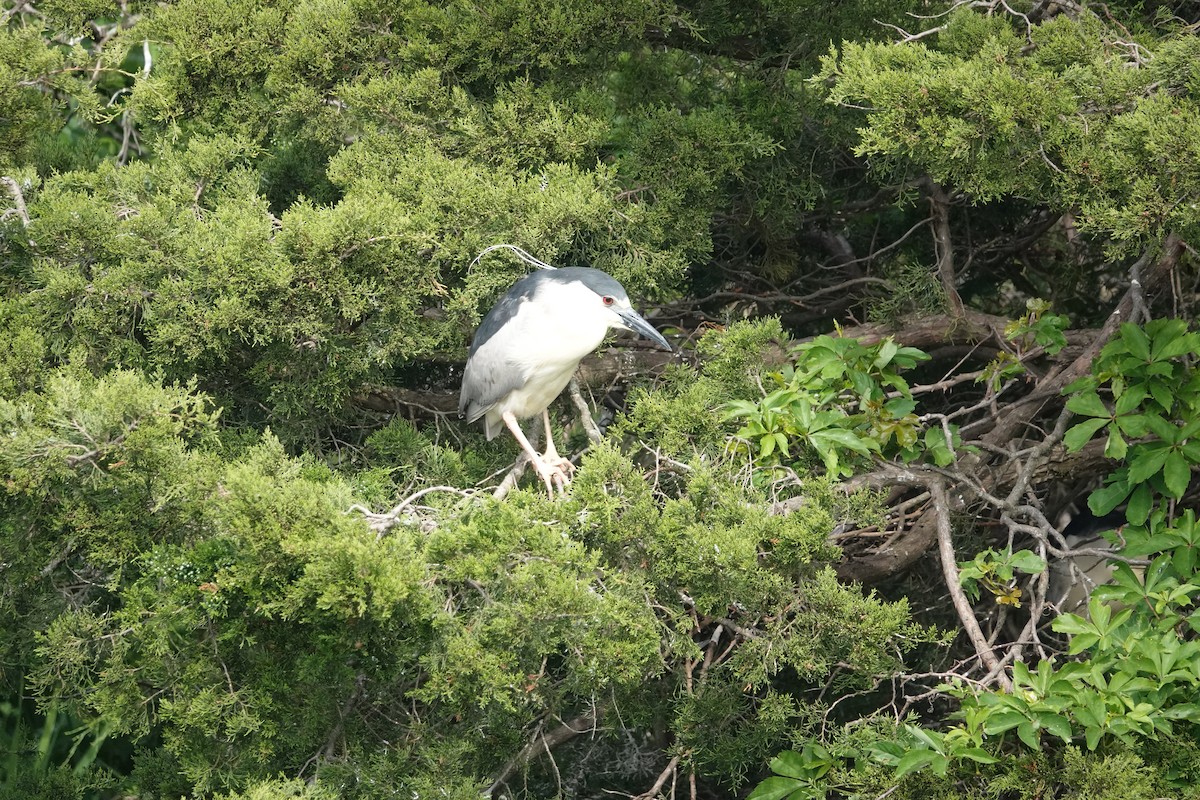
[459,284,535,425]
[459,337,527,426]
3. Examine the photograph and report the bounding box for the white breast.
[484,280,614,427]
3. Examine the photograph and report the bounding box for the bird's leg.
[541,410,576,478]
[501,411,569,496]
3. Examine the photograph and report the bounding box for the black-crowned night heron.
[460,264,671,494]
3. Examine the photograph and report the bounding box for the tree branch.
[923,178,965,317]
[487,709,600,796]
[930,479,1012,690]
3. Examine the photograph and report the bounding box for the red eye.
[601,295,615,306]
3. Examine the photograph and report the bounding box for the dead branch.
[930,479,1013,690]
[838,234,1185,584]
[487,709,601,796]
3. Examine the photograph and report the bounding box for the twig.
[1127,248,1152,325]
[349,485,475,536]
[923,178,965,317]
[635,754,681,800]
[569,376,603,443]
[1,176,31,225]
[929,479,1012,691]
[493,449,533,500]
[487,710,601,796]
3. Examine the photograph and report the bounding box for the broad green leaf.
[1127,482,1153,525]
[760,434,776,459]
[721,400,759,419]
[1127,447,1170,484]
[1067,632,1101,654]
[1114,386,1147,415]
[1066,391,1110,418]
[1016,721,1041,750]
[1105,428,1127,460]
[906,724,943,751]
[983,711,1025,735]
[875,338,899,368]
[1036,713,1073,742]
[957,748,999,764]
[1119,324,1151,361]
[1051,614,1094,636]
[770,750,810,779]
[1012,660,1033,687]
[1164,704,1200,722]
[896,346,931,365]
[747,776,805,800]
[1145,415,1180,441]
[1163,450,1191,498]
[1149,382,1175,413]
[1009,550,1047,574]
[1150,324,1195,359]
[1088,479,1131,516]
[894,749,938,778]
[1064,418,1108,451]
[868,741,905,765]
[810,427,876,455]
[1115,414,1148,437]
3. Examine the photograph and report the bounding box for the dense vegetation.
[1,1,1198,798]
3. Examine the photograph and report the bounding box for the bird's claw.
[546,455,576,477]
[533,457,572,497]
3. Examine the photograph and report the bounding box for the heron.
[459,253,671,495]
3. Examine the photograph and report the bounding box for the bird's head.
[564,268,673,352]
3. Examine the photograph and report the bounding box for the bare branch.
[930,479,1012,691]
[487,709,601,796]
[922,178,965,317]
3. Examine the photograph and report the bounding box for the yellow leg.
[542,410,576,479]
[502,410,569,497]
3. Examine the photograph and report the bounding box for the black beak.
[618,309,673,352]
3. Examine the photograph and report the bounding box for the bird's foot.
[533,456,572,497]
[544,454,576,478]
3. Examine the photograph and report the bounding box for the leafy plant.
[750,319,1200,796]
[746,743,836,800]
[1064,319,1200,522]
[722,334,931,476]
[981,299,1071,391]
[959,548,1048,607]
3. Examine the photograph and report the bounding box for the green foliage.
[752,318,1200,797]
[867,256,947,324]
[213,778,339,800]
[723,333,932,475]
[1064,319,1200,520]
[889,319,1200,775]
[0,698,117,800]
[959,549,1048,608]
[746,742,835,800]
[981,299,1071,391]
[6,0,1200,796]
[0,364,923,796]
[817,8,1200,254]
[616,318,790,457]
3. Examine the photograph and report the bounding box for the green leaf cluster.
[818,10,1200,252]
[982,299,1071,391]
[0,363,925,796]
[959,549,1048,608]
[1064,319,1200,520]
[722,333,933,475]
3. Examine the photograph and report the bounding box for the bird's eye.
[601,295,615,306]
